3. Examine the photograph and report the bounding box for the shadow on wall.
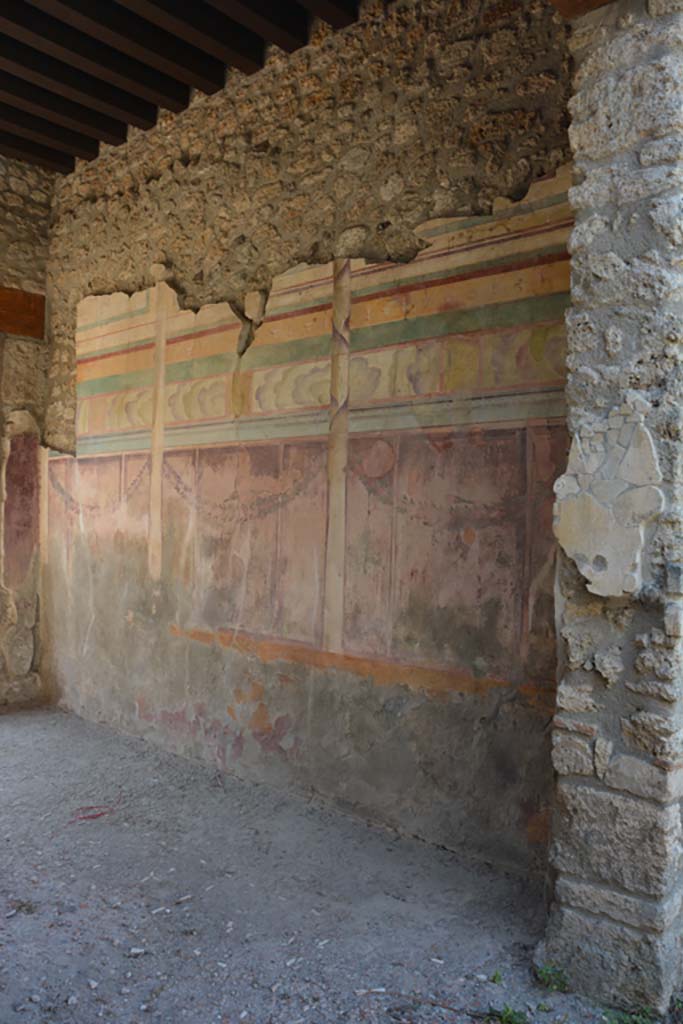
[42,167,572,873]
[0,414,42,708]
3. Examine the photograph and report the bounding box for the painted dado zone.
[43,168,571,870]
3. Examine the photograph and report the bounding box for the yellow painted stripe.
[77,344,155,382]
[352,259,569,331]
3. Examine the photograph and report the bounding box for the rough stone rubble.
[0,154,53,295]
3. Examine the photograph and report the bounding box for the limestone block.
[593,645,624,686]
[556,680,598,713]
[552,732,594,775]
[605,753,683,802]
[593,737,612,779]
[651,194,683,247]
[538,905,681,1012]
[626,677,678,702]
[556,876,682,933]
[622,710,682,759]
[551,781,682,896]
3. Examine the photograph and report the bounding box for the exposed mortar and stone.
[0,154,53,295]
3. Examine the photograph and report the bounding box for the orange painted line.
[169,623,508,698]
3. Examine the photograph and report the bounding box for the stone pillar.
[540,0,683,1012]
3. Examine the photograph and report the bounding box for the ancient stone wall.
[539,0,683,1012]
[45,0,571,453]
[0,154,53,295]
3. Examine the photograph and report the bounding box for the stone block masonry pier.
[540,0,683,1012]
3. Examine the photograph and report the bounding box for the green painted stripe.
[350,292,570,353]
[76,429,152,456]
[78,368,154,398]
[243,334,330,370]
[166,353,236,382]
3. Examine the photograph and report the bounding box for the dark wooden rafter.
[0,0,365,173]
[114,0,265,73]
[203,0,310,53]
[0,0,188,111]
[0,100,97,158]
[0,71,127,145]
[0,129,74,172]
[0,33,157,127]
[26,0,226,96]
[296,0,358,30]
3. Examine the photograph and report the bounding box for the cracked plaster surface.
[554,404,664,597]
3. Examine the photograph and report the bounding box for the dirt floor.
[1,708,621,1024]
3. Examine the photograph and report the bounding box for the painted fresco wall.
[42,168,571,870]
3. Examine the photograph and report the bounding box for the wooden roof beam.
[0,70,127,145]
[0,128,74,172]
[0,33,157,127]
[114,0,264,74]
[3,0,188,111]
[26,0,225,96]
[203,0,309,53]
[0,100,98,158]
[295,0,358,30]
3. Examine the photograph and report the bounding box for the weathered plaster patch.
[554,407,664,596]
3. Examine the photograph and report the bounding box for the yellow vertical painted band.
[323,258,351,652]
[147,282,173,582]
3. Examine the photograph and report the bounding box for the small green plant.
[537,1002,551,1013]
[535,962,569,993]
[602,1010,657,1024]
[490,970,503,984]
[487,1008,529,1024]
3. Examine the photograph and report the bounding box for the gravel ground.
[0,708,641,1024]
